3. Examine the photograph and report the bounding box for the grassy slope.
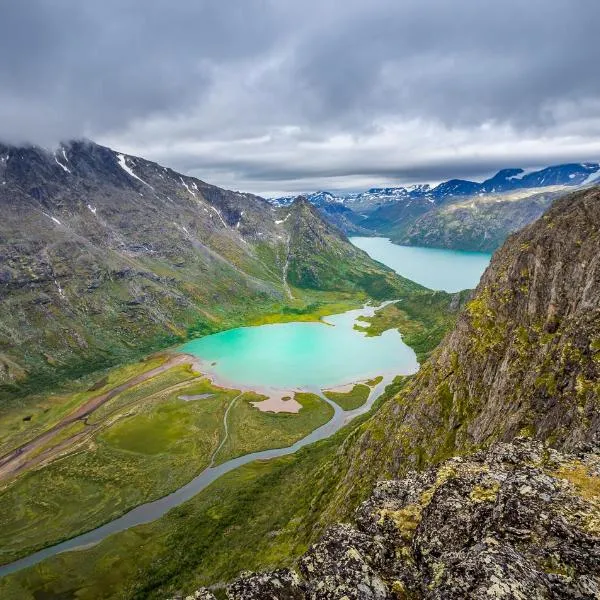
[0,356,168,457]
[355,289,470,362]
[323,384,371,410]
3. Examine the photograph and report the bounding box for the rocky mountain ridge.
[271,162,600,212]
[271,163,600,251]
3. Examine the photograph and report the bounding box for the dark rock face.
[227,569,305,600]
[216,439,599,600]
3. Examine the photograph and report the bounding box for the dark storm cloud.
[2,0,600,193]
[0,0,281,143]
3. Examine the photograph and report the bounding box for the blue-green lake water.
[350,237,491,292]
[180,306,419,389]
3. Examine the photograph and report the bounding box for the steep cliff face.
[405,186,600,453]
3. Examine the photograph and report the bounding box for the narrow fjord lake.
[350,237,492,292]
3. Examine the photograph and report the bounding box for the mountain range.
[0,140,406,400]
[271,162,600,251]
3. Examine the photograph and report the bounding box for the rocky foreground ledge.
[172,439,599,600]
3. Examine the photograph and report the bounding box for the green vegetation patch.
[214,392,334,464]
[355,290,470,362]
[0,356,168,457]
[323,384,371,410]
[0,378,239,564]
[0,380,407,600]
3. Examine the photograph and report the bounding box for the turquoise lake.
[180,306,419,389]
[350,237,491,292]
[181,240,492,390]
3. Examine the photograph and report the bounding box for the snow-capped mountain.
[270,162,600,212]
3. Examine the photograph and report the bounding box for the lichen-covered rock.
[193,589,218,600]
[227,568,305,600]
[204,440,599,600]
[299,524,391,599]
[167,589,216,600]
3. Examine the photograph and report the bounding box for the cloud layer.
[2,0,600,195]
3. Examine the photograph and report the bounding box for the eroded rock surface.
[192,439,599,600]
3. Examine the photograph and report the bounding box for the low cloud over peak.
[2,0,600,195]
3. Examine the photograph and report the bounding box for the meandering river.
[0,371,392,577]
[0,240,492,578]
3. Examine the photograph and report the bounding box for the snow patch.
[54,279,65,298]
[275,214,291,225]
[579,165,600,186]
[236,211,245,229]
[509,167,538,181]
[54,152,71,173]
[43,212,62,225]
[209,205,229,228]
[116,154,155,190]
[87,204,97,215]
[180,177,197,197]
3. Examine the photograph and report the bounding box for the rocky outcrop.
[209,439,599,600]
[412,186,600,451]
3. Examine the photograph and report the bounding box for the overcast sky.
[2,1,600,196]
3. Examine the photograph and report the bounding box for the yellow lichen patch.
[391,579,408,599]
[378,504,423,541]
[430,561,446,588]
[580,511,600,536]
[553,463,600,535]
[378,463,464,543]
[470,481,500,503]
[555,463,600,501]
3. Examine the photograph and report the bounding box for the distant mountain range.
[271,162,600,250]
[272,162,600,209]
